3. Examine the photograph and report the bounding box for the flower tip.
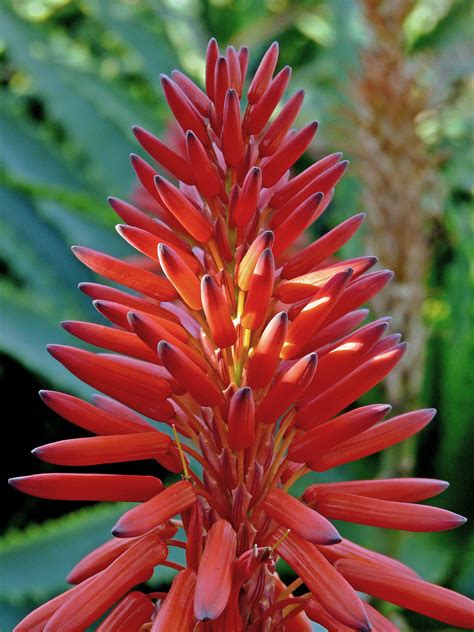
[46,344,61,359]
[8,477,23,489]
[110,526,124,538]
[131,125,142,138]
[38,389,50,402]
[312,192,324,203]
[126,311,139,327]
[158,340,171,357]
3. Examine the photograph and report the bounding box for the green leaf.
[452,532,474,598]
[0,187,88,304]
[0,4,141,196]
[0,285,91,394]
[0,97,84,194]
[81,0,180,88]
[410,0,474,52]
[0,503,133,605]
[35,199,130,260]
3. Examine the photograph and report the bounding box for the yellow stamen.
[172,424,190,481]
[276,578,304,602]
[270,528,291,552]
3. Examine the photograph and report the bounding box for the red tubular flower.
[194,519,237,621]
[97,591,155,631]
[10,39,472,631]
[151,569,197,631]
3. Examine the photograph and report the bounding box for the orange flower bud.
[257,352,317,425]
[158,243,202,310]
[228,387,255,450]
[154,174,213,243]
[72,245,176,301]
[246,312,287,389]
[158,341,223,407]
[241,248,275,330]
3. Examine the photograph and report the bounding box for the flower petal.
[246,311,288,389]
[44,536,167,632]
[336,559,474,629]
[47,345,174,421]
[263,488,341,544]
[290,404,391,463]
[133,125,194,184]
[271,528,370,631]
[201,274,236,348]
[39,390,155,435]
[228,387,255,450]
[296,343,407,430]
[259,89,305,158]
[247,41,279,104]
[152,569,197,631]
[96,591,154,632]
[194,519,237,621]
[33,431,170,466]
[222,89,244,167]
[158,341,223,406]
[282,213,365,279]
[309,408,436,471]
[313,492,466,532]
[154,174,213,242]
[112,480,196,537]
[257,352,317,425]
[72,245,176,301]
[9,473,162,501]
[68,523,177,584]
[61,320,157,363]
[305,478,449,503]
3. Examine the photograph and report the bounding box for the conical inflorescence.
[10,39,473,632]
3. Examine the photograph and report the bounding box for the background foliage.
[0,0,472,629]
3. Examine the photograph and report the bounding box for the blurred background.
[0,0,472,629]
